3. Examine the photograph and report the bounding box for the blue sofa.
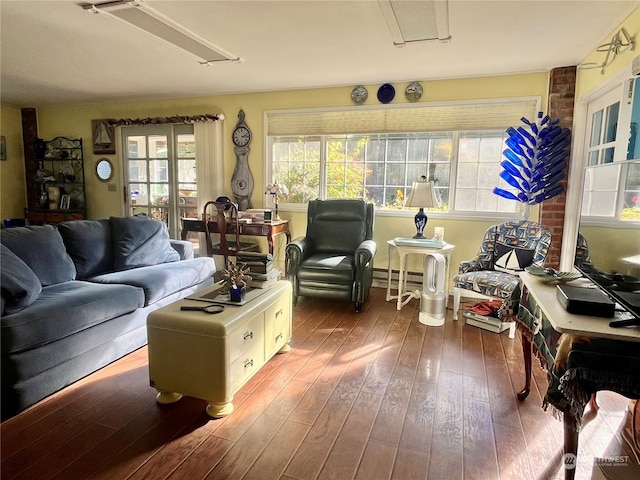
[0,215,216,419]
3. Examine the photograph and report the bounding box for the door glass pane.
[127,136,146,158]
[128,160,147,181]
[590,110,603,147]
[149,160,168,182]
[149,136,168,158]
[604,102,620,143]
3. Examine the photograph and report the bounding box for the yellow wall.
[0,104,27,220]
[2,72,549,276]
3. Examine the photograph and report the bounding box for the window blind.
[266,98,540,136]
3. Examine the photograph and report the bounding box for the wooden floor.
[2,287,638,480]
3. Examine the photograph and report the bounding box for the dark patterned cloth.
[517,286,640,425]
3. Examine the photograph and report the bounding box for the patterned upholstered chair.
[452,220,551,338]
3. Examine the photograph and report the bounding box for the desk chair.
[452,220,551,338]
[202,200,260,269]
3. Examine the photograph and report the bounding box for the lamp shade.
[264,183,289,196]
[405,180,438,208]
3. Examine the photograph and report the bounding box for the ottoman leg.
[156,391,183,404]
[206,401,234,418]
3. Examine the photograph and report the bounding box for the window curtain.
[194,118,225,217]
[266,98,540,136]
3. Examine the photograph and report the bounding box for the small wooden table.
[181,218,291,256]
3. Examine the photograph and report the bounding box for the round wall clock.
[232,125,252,148]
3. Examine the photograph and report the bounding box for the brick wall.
[540,66,576,268]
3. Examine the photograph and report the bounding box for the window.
[121,124,196,237]
[585,86,622,166]
[266,99,538,216]
[582,160,640,221]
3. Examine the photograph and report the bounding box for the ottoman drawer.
[230,340,264,392]
[228,313,264,363]
[265,296,291,358]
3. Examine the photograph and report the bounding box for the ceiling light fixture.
[82,0,242,65]
[378,0,451,47]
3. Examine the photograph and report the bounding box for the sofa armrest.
[355,240,376,268]
[170,239,194,260]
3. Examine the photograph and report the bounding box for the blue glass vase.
[229,285,246,303]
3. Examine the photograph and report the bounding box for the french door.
[121,124,197,238]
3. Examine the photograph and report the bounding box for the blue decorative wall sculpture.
[493,111,571,206]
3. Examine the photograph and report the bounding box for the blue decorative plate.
[377,83,395,104]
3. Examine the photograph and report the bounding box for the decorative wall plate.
[405,82,423,102]
[350,86,368,105]
[377,83,395,104]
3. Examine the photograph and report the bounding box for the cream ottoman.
[147,280,292,417]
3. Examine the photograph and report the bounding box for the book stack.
[237,252,279,288]
[462,309,510,333]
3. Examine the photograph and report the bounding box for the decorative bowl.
[525,266,582,284]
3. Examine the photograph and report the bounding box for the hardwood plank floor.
[2,287,638,480]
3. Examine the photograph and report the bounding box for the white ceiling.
[1,0,638,108]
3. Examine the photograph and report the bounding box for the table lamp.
[264,183,289,220]
[405,177,439,238]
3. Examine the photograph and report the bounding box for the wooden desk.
[516,272,640,480]
[181,218,291,256]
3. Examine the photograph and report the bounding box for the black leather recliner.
[285,199,376,312]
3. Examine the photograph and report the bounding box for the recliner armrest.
[285,237,313,275]
[355,240,376,267]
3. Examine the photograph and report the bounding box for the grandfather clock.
[230,109,254,210]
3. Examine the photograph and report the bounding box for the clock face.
[233,126,251,147]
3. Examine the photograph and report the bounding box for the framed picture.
[60,195,71,210]
[91,120,115,155]
[0,136,6,161]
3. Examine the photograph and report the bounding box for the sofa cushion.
[1,245,42,314]
[88,257,215,306]
[57,218,114,279]
[0,225,76,286]
[110,215,180,271]
[0,281,145,355]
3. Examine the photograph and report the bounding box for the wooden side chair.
[202,200,260,269]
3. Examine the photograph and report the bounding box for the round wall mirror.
[96,158,113,182]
